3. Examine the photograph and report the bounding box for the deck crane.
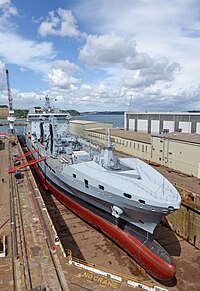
[6,69,16,134]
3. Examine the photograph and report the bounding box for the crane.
[6,69,16,134]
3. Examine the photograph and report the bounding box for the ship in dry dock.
[23,96,181,280]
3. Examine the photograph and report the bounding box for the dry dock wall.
[165,185,200,250]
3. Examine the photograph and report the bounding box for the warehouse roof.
[70,120,97,124]
[126,111,200,116]
[70,119,112,125]
[152,133,200,144]
[88,128,200,144]
[87,128,151,144]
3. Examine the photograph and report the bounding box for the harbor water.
[0,114,125,134]
[71,114,124,128]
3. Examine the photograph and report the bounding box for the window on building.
[142,145,144,152]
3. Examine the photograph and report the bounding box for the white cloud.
[0,31,55,73]
[0,0,18,30]
[48,59,80,89]
[0,59,5,90]
[0,1,56,75]
[1,0,200,112]
[38,8,80,37]
[0,0,11,7]
[79,34,136,67]
[79,33,181,91]
[52,59,79,73]
[122,58,181,88]
[75,0,200,108]
[48,69,79,88]
[125,53,154,70]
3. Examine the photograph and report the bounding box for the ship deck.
[35,139,134,173]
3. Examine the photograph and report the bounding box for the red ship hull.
[33,163,176,281]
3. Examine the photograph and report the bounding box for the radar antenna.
[44,95,51,113]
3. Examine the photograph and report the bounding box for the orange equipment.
[8,156,46,173]
[13,148,40,161]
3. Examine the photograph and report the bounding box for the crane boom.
[6,69,13,111]
[6,69,15,132]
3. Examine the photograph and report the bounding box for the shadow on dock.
[154,221,181,287]
[31,167,86,261]
[154,220,181,257]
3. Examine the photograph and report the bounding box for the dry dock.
[0,137,200,291]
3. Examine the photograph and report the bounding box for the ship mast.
[6,69,16,133]
[44,95,51,113]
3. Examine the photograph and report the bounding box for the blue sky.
[0,0,200,112]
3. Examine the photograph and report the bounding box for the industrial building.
[151,133,200,178]
[87,128,152,161]
[0,107,8,119]
[69,120,112,138]
[69,119,200,178]
[125,112,200,134]
[74,126,200,179]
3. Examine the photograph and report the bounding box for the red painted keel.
[33,163,176,281]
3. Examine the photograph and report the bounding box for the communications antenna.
[6,69,16,133]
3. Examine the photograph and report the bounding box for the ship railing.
[83,161,176,202]
[128,170,176,202]
[137,164,177,202]
[122,161,162,198]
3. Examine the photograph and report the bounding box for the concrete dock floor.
[0,138,200,290]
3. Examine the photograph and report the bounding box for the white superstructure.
[25,99,181,234]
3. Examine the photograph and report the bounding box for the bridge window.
[138,199,145,204]
[99,185,104,190]
[73,174,76,178]
[84,179,89,188]
[123,193,132,199]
